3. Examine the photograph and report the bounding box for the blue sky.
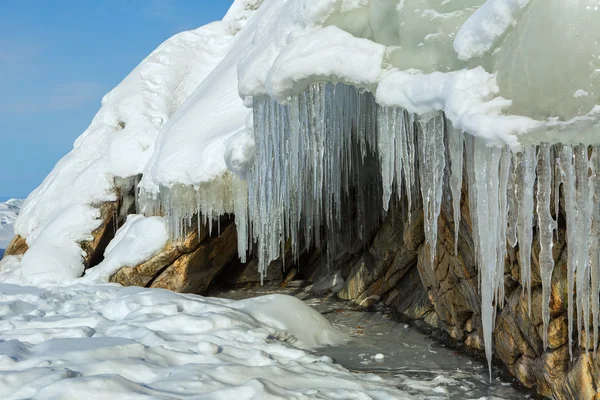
[0,1,232,199]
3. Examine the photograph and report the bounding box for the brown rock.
[81,201,118,269]
[403,210,424,251]
[111,217,210,287]
[554,353,600,400]
[3,235,28,257]
[150,222,238,294]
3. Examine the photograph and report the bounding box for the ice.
[447,123,464,255]
[559,145,577,358]
[418,113,445,266]
[574,145,592,351]
[591,147,600,353]
[454,0,531,61]
[536,143,555,349]
[469,138,506,379]
[4,0,600,384]
[514,146,536,314]
[249,83,381,278]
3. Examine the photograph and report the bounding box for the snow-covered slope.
[0,282,428,398]
[10,5,251,283]
[0,199,22,251]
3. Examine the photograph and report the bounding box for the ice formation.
[4,0,600,379]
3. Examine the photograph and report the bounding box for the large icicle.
[514,147,536,314]
[469,137,505,379]
[418,114,445,266]
[591,146,600,354]
[574,145,592,351]
[536,143,555,350]
[448,123,464,256]
[559,145,577,358]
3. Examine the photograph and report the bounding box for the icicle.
[377,106,395,211]
[402,112,417,220]
[496,147,511,308]
[418,114,445,266]
[559,145,577,359]
[447,123,464,255]
[233,178,249,263]
[506,167,518,248]
[469,138,504,380]
[464,135,479,269]
[248,83,381,277]
[536,143,555,350]
[574,145,592,352]
[590,146,600,354]
[514,147,536,315]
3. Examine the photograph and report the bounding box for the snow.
[0,283,417,399]
[0,199,22,251]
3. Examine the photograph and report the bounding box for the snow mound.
[0,283,420,399]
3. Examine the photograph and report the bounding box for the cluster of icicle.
[239,83,384,278]
[377,103,600,375]
[242,83,600,376]
[141,82,599,376]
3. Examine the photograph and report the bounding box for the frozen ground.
[0,199,22,255]
[0,281,498,400]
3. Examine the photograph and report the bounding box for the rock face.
[111,217,240,293]
[81,201,120,269]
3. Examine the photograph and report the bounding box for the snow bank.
[0,283,418,399]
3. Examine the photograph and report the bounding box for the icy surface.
[0,282,448,399]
